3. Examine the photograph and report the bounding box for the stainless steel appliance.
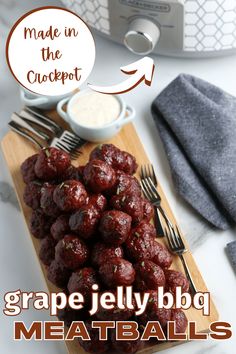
[61,0,236,57]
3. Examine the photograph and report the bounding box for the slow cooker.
[61,0,236,57]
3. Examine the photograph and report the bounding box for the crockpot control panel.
[109,0,184,55]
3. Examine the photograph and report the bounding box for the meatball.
[134,260,165,291]
[99,258,135,288]
[59,164,83,182]
[55,235,89,270]
[125,232,156,262]
[40,183,60,217]
[34,147,71,180]
[142,199,154,222]
[152,242,173,269]
[21,154,38,184]
[78,319,110,353]
[29,209,54,239]
[90,144,137,175]
[138,290,171,329]
[171,309,188,333]
[96,292,135,321]
[111,329,141,354]
[68,267,100,302]
[130,221,156,240]
[58,306,86,327]
[99,210,132,246]
[83,159,116,193]
[109,171,141,197]
[23,181,42,209]
[69,205,100,240]
[165,270,189,294]
[53,180,87,212]
[86,194,107,213]
[47,260,71,288]
[50,215,70,242]
[91,242,124,268]
[110,194,144,225]
[39,236,56,265]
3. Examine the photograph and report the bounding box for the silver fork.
[140,176,173,229]
[20,107,86,150]
[9,113,81,159]
[164,223,199,298]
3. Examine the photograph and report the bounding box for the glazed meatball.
[21,154,38,183]
[83,159,116,193]
[171,309,188,333]
[47,260,71,288]
[23,181,42,210]
[34,147,71,180]
[99,210,132,246]
[68,267,100,302]
[53,180,87,212]
[138,290,171,329]
[69,205,100,240]
[55,235,89,270]
[109,170,141,197]
[152,242,173,269]
[39,236,56,266]
[130,221,156,240]
[90,144,138,175]
[110,194,144,225]
[59,164,83,182]
[86,194,107,213]
[111,330,141,354]
[96,292,135,321]
[40,183,60,217]
[142,199,154,222]
[58,306,86,327]
[99,257,135,288]
[50,215,70,242]
[125,232,156,262]
[78,319,110,353]
[91,242,124,268]
[29,209,54,239]
[165,270,189,294]
[134,260,165,291]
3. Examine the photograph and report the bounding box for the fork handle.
[179,254,198,296]
[8,121,43,149]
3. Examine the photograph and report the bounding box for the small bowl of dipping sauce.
[57,89,135,142]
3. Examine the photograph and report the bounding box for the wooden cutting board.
[1,115,218,354]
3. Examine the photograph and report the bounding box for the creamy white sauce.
[71,91,121,128]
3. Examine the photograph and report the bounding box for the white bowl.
[57,90,135,142]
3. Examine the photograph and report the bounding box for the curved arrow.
[88,57,155,94]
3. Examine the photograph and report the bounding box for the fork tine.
[142,179,153,200]
[146,177,159,199]
[140,165,145,180]
[165,227,175,251]
[140,179,151,200]
[175,226,186,249]
[151,164,158,186]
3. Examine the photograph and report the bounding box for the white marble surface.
[0,0,236,353]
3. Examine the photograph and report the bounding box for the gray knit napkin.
[226,241,236,273]
[151,74,236,230]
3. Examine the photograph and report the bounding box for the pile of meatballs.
[21,143,189,354]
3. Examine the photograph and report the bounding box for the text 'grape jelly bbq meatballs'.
[53,180,87,212]
[90,144,138,175]
[99,210,132,246]
[83,159,116,193]
[34,147,71,180]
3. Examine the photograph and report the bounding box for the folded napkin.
[226,241,236,273]
[151,74,236,230]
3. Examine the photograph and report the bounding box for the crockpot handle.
[20,89,48,107]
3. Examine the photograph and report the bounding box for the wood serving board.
[1,113,218,354]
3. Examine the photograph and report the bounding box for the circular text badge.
[6,7,96,96]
